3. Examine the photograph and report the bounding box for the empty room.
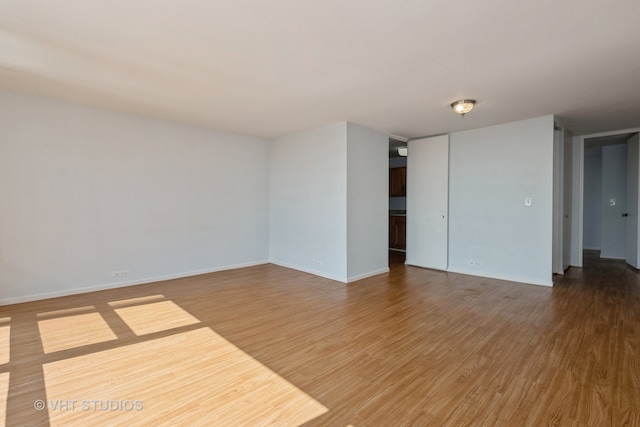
[1,1,640,425]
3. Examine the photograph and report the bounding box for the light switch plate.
[525,197,532,207]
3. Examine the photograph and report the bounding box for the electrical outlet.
[312,259,322,265]
[111,270,130,278]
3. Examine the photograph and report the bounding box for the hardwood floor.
[1,252,639,426]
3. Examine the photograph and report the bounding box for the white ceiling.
[1,0,639,139]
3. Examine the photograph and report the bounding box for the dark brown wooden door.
[389,167,406,197]
[389,215,406,249]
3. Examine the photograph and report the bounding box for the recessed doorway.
[389,138,407,266]
[578,131,640,269]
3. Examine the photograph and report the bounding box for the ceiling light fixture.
[451,99,476,116]
[398,147,407,157]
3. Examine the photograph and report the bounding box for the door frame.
[571,127,640,267]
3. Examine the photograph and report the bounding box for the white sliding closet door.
[406,134,449,270]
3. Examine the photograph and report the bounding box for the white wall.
[0,90,269,304]
[583,147,602,250]
[269,123,348,281]
[346,123,388,281]
[601,143,627,259]
[269,121,388,283]
[448,116,554,286]
[0,91,564,303]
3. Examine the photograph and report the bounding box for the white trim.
[580,128,640,139]
[347,268,390,283]
[269,260,348,283]
[599,253,626,261]
[269,261,389,283]
[0,260,269,306]
[571,135,584,267]
[405,261,446,272]
[446,267,553,287]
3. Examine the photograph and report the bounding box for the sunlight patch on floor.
[42,327,328,426]
[0,318,9,364]
[113,300,200,335]
[38,313,117,354]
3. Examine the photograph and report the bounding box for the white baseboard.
[268,260,348,283]
[446,267,553,287]
[599,252,625,260]
[0,260,269,306]
[347,268,390,283]
[269,261,389,284]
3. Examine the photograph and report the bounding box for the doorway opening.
[389,137,407,266]
[581,132,639,269]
